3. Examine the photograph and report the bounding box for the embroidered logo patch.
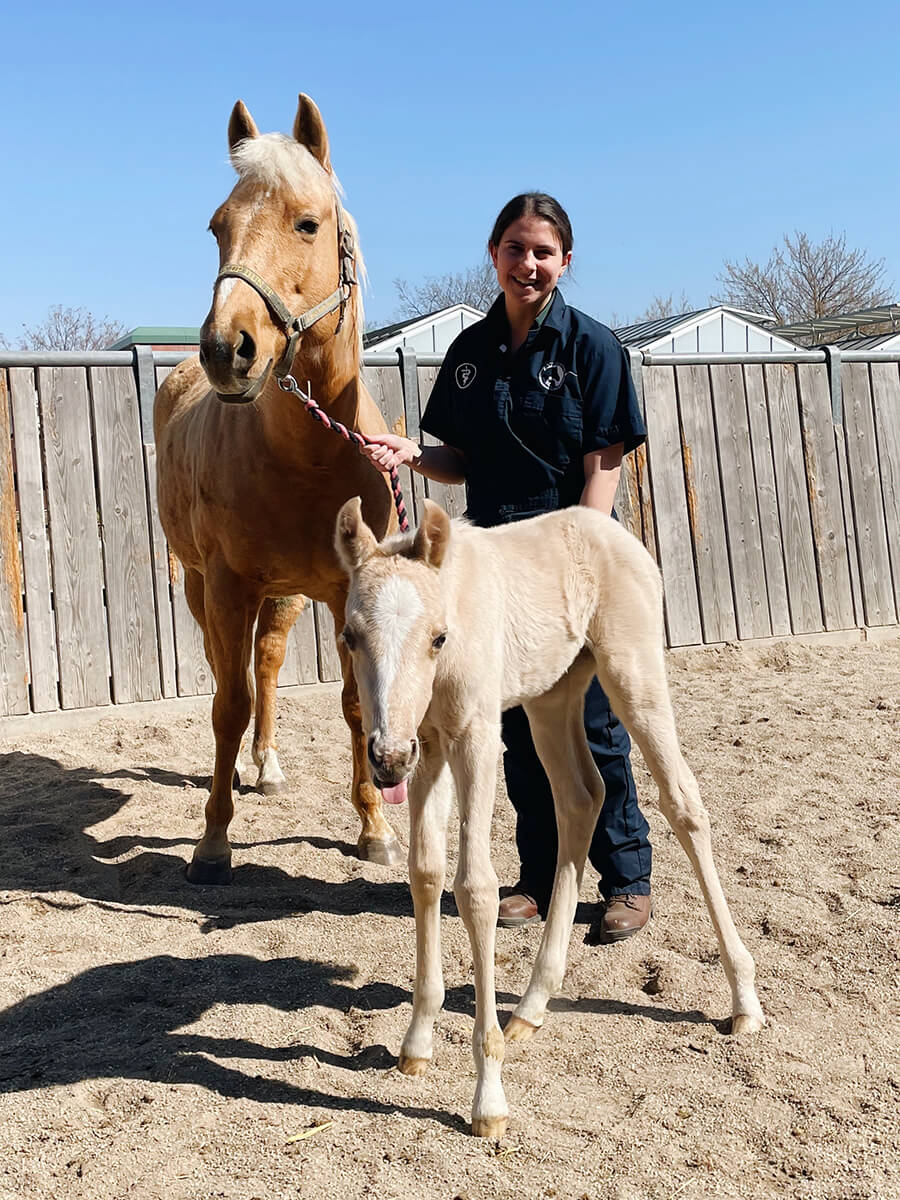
[538,361,566,391]
[455,362,477,389]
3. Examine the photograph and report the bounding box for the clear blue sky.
[2,0,897,340]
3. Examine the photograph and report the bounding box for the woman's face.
[490,215,571,313]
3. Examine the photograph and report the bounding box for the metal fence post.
[133,344,157,443]
[397,345,426,521]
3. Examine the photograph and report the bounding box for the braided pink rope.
[277,374,409,532]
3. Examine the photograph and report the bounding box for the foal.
[335,498,765,1138]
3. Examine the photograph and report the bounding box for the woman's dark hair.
[488,193,573,257]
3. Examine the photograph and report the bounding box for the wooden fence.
[1,347,899,721]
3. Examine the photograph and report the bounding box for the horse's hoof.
[504,1015,539,1043]
[471,1115,508,1139]
[397,1054,430,1077]
[257,778,287,796]
[358,836,403,867]
[186,856,233,885]
[730,1012,765,1036]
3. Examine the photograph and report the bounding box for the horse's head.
[335,498,452,789]
[200,93,360,402]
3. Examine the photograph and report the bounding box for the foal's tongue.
[379,780,408,806]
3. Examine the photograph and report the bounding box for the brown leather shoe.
[497,889,541,928]
[588,893,652,944]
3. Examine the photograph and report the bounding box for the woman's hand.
[361,433,421,473]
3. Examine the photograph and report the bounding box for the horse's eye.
[295,219,319,235]
[341,626,357,651]
[432,632,447,652]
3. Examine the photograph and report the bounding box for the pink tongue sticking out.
[379,780,408,806]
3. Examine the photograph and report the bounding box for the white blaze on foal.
[336,497,765,1139]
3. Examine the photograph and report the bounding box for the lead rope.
[277,373,410,532]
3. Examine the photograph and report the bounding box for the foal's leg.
[186,563,260,884]
[507,661,603,1041]
[327,600,402,866]
[595,639,765,1033]
[448,721,508,1138]
[251,595,306,795]
[398,748,452,1075]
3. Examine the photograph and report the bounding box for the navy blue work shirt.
[420,289,646,527]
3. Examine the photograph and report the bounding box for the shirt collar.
[483,288,567,339]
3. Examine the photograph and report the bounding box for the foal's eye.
[432,632,447,652]
[294,218,319,235]
[341,626,357,651]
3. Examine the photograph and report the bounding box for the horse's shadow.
[0,750,426,928]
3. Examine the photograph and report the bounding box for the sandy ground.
[0,638,898,1200]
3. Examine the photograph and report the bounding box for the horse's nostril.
[236,330,256,362]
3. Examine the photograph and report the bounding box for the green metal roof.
[109,326,200,349]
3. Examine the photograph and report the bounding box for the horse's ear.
[335,497,377,571]
[228,101,260,158]
[293,93,331,172]
[412,500,451,569]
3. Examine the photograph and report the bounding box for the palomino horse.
[335,498,765,1137]
[154,94,403,881]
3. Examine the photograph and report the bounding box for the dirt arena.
[0,638,898,1200]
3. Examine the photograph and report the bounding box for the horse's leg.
[186,563,260,884]
[448,720,508,1138]
[327,600,402,866]
[398,748,452,1076]
[594,637,765,1034]
[506,660,602,1041]
[252,595,306,795]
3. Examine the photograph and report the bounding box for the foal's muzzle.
[367,733,419,786]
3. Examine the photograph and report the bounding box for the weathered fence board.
[281,600,319,686]
[843,363,897,626]
[743,365,791,637]
[9,369,59,712]
[90,366,161,703]
[676,365,736,643]
[37,367,111,708]
[0,376,29,715]
[796,364,855,631]
[871,362,900,612]
[313,602,342,683]
[764,364,823,634]
[709,364,770,638]
[643,366,702,646]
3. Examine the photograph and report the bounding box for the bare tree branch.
[12,306,129,351]
[713,232,892,330]
[393,262,497,318]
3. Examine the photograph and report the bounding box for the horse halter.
[214,198,358,385]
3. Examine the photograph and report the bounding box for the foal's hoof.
[397,1054,430,1077]
[471,1115,508,1139]
[186,856,233,885]
[730,1012,765,1036]
[504,1015,539,1043]
[358,836,403,867]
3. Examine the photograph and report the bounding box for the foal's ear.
[412,500,451,569]
[293,93,332,172]
[228,101,260,157]
[335,497,378,571]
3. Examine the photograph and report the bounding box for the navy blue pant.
[501,676,652,910]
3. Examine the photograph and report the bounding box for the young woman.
[362,193,652,942]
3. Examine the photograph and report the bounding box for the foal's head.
[200,93,361,401]
[336,499,451,787]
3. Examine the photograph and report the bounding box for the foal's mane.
[229,132,367,345]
